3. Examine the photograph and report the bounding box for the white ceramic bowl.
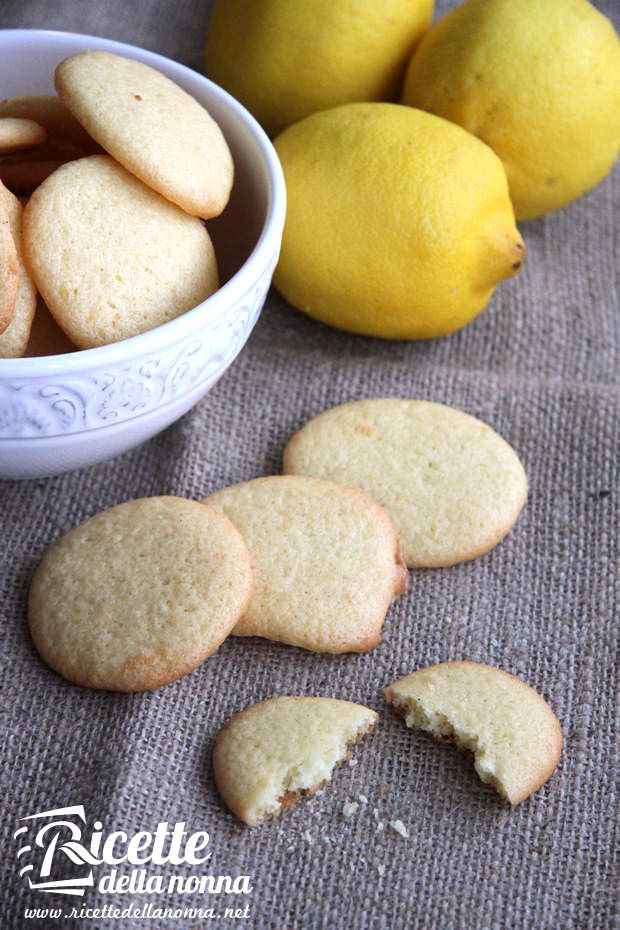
[0,29,286,479]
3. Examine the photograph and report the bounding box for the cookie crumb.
[358,793,369,805]
[342,801,359,818]
[348,759,358,768]
[388,819,409,839]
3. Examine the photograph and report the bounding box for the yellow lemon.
[205,0,433,137]
[273,103,524,340]
[402,0,620,220]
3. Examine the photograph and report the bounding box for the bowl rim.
[0,28,286,376]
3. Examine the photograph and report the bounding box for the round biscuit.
[283,398,528,568]
[55,50,234,218]
[0,183,37,357]
[213,696,378,826]
[29,496,253,692]
[203,475,407,654]
[0,95,100,152]
[22,155,219,348]
[0,117,46,154]
[384,661,563,804]
[0,180,18,334]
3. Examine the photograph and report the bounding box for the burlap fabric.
[0,2,617,928]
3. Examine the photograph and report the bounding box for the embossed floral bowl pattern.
[0,30,286,479]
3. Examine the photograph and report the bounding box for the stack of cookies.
[0,50,233,357]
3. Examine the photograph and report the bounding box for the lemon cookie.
[384,661,563,804]
[283,398,528,568]
[29,497,252,692]
[213,696,378,825]
[0,117,46,154]
[0,184,37,357]
[204,475,407,653]
[23,155,219,348]
[0,95,100,152]
[0,181,18,334]
[55,50,234,218]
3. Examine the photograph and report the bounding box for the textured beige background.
[0,2,618,929]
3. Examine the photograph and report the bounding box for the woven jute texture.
[0,3,617,928]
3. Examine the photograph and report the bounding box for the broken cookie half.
[384,661,562,804]
[213,697,378,826]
